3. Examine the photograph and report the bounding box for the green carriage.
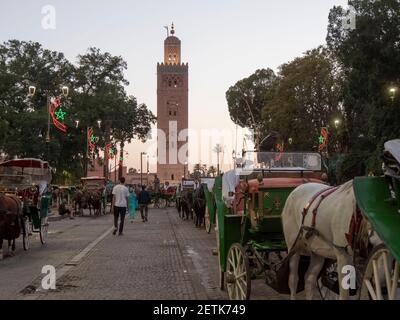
[212,151,326,299]
[347,141,400,300]
[0,159,52,250]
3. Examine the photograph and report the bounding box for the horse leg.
[288,253,301,300]
[334,247,352,300]
[11,239,16,253]
[0,239,3,260]
[304,253,325,300]
[7,239,15,257]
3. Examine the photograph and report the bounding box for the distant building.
[157,23,189,184]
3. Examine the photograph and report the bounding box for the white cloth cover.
[385,139,400,164]
[201,178,215,192]
[222,170,240,208]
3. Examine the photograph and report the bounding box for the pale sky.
[0,0,349,172]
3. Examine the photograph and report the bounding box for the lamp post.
[140,152,147,186]
[184,162,188,179]
[213,144,223,175]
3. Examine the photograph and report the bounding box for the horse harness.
[301,186,339,228]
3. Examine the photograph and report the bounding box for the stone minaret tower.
[157,23,189,183]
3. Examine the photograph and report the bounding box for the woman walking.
[128,186,139,222]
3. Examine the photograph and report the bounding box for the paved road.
[0,207,288,300]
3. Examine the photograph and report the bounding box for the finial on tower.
[171,23,175,35]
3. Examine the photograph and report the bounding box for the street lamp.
[140,152,147,186]
[75,120,80,128]
[97,120,102,129]
[389,86,397,101]
[334,119,341,129]
[213,144,223,175]
[28,86,36,97]
[62,86,69,98]
[184,161,188,179]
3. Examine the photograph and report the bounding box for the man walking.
[112,177,129,236]
[138,185,151,222]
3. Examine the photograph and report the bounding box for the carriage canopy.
[0,159,52,192]
[239,151,322,174]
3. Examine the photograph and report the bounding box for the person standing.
[111,177,129,236]
[138,185,151,222]
[128,186,139,222]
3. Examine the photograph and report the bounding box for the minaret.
[157,23,189,183]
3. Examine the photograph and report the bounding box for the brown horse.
[0,193,22,259]
[87,190,102,216]
[73,189,87,216]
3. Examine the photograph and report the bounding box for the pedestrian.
[138,185,151,222]
[128,186,138,222]
[111,176,129,236]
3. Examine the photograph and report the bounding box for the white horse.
[282,180,379,300]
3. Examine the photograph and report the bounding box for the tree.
[208,165,217,177]
[262,47,343,152]
[0,41,155,182]
[0,40,74,167]
[226,69,278,149]
[327,0,400,174]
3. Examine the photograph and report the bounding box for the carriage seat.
[383,139,400,177]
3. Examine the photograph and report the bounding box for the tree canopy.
[0,40,155,183]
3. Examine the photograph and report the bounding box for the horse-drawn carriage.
[79,177,107,216]
[0,158,52,255]
[177,179,197,219]
[210,144,400,300]
[151,184,177,209]
[211,151,326,299]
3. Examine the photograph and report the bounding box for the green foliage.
[226,69,277,148]
[262,47,343,152]
[327,0,400,174]
[0,40,155,182]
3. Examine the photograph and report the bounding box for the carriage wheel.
[39,218,48,245]
[22,217,30,251]
[360,244,400,300]
[226,243,251,300]
[205,207,212,234]
[159,198,167,209]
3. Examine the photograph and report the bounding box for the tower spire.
[171,22,175,35]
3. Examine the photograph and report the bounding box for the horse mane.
[335,179,354,194]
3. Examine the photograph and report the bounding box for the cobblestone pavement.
[1,207,289,300]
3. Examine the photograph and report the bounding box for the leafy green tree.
[0,41,155,182]
[262,47,343,152]
[0,40,74,165]
[226,69,278,149]
[327,0,400,174]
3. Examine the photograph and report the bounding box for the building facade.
[157,24,189,184]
